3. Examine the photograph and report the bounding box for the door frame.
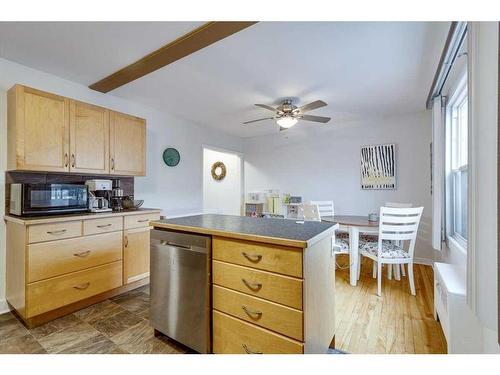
[202,144,244,216]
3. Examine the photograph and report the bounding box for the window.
[446,74,468,250]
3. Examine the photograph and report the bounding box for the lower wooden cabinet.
[27,261,122,317]
[213,310,304,354]
[5,209,160,326]
[123,227,151,284]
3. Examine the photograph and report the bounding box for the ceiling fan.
[243,99,331,130]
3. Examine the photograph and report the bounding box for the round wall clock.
[211,161,227,181]
[162,148,180,167]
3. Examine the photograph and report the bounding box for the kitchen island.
[150,214,339,354]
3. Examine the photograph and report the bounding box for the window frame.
[445,72,468,254]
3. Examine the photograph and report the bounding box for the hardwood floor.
[335,255,447,354]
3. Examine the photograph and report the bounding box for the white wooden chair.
[362,202,413,280]
[308,201,349,255]
[358,206,424,296]
[298,204,321,221]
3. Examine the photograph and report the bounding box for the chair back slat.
[385,202,412,208]
[379,233,415,241]
[381,223,419,232]
[309,200,334,219]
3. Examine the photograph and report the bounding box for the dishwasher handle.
[160,240,192,250]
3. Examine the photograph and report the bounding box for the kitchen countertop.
[150,214,338,248]
[4,208,162,225]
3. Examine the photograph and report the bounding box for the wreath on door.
[211,161,227,181]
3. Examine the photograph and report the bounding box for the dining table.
[322,215,379,286]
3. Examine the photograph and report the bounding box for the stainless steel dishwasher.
[150,229,211,353]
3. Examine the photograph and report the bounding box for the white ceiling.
[0,21,449,138]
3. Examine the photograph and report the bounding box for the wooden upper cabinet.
[69,101,110,174]
[8,85,70,172]
[7,84,147,176]
[110,111,146,176]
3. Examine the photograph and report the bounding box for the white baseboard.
[0,299,10,314]
[414,257,434,267]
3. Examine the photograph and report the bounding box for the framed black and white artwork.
[360,144,396,190]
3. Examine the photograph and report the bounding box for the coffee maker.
[85,179,112,213]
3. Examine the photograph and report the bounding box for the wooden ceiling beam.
[89,21,257,93]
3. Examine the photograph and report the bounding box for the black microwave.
[9,183,89,216]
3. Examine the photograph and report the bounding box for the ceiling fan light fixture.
[276,115,298,128]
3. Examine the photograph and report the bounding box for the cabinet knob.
[111,158,115,170]
[71,154,76,168]
[64,153,69,167]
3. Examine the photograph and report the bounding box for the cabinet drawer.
[213,285,303,341]
[213,310,303,354]
[212,261,303,310]
[124,213,160,229]
[28,231,123,283]
[213,237,303,278]
[28,221,82,243]
[26,261,122,317]
[83,217,123,235]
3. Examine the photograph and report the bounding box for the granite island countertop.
[150,214,338,248]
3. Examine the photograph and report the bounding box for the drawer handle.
[64,153,69,167]
[138,219,149,223]
[111,158,115,171]
[47,229,67,235]
[242,279,262,291]
[97,224,113,228]
[73,250,91,258]
[242,305,263,319]
[73,282,90,290]
[242,344,263,354]
[242,252,262,263]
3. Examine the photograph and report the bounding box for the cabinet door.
[10,85,70,172]
[110,111,146,176]
[123,227,150,284]
[69,101,109,174]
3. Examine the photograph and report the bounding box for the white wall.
[244,111,435,262]
[0,57,243,312]
[203,147,242,215]
[468,22,499,353]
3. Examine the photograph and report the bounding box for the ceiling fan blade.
[243,117,275,124]
[298,100,327,113]
[255,104,277,112]
[299,115,331,123]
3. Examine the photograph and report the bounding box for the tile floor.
[0,285,191,354]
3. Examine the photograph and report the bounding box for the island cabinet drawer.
[28,221,82,243]
[124,213,160,229]
[212,237,303,278]
[212,260,303,310]
[26,261,123,317]
[213,285,303,341]
[83,217,123,235]
[28,231,123,283]
[213,310,303,354]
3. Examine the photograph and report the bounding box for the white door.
[203,147,242,215]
